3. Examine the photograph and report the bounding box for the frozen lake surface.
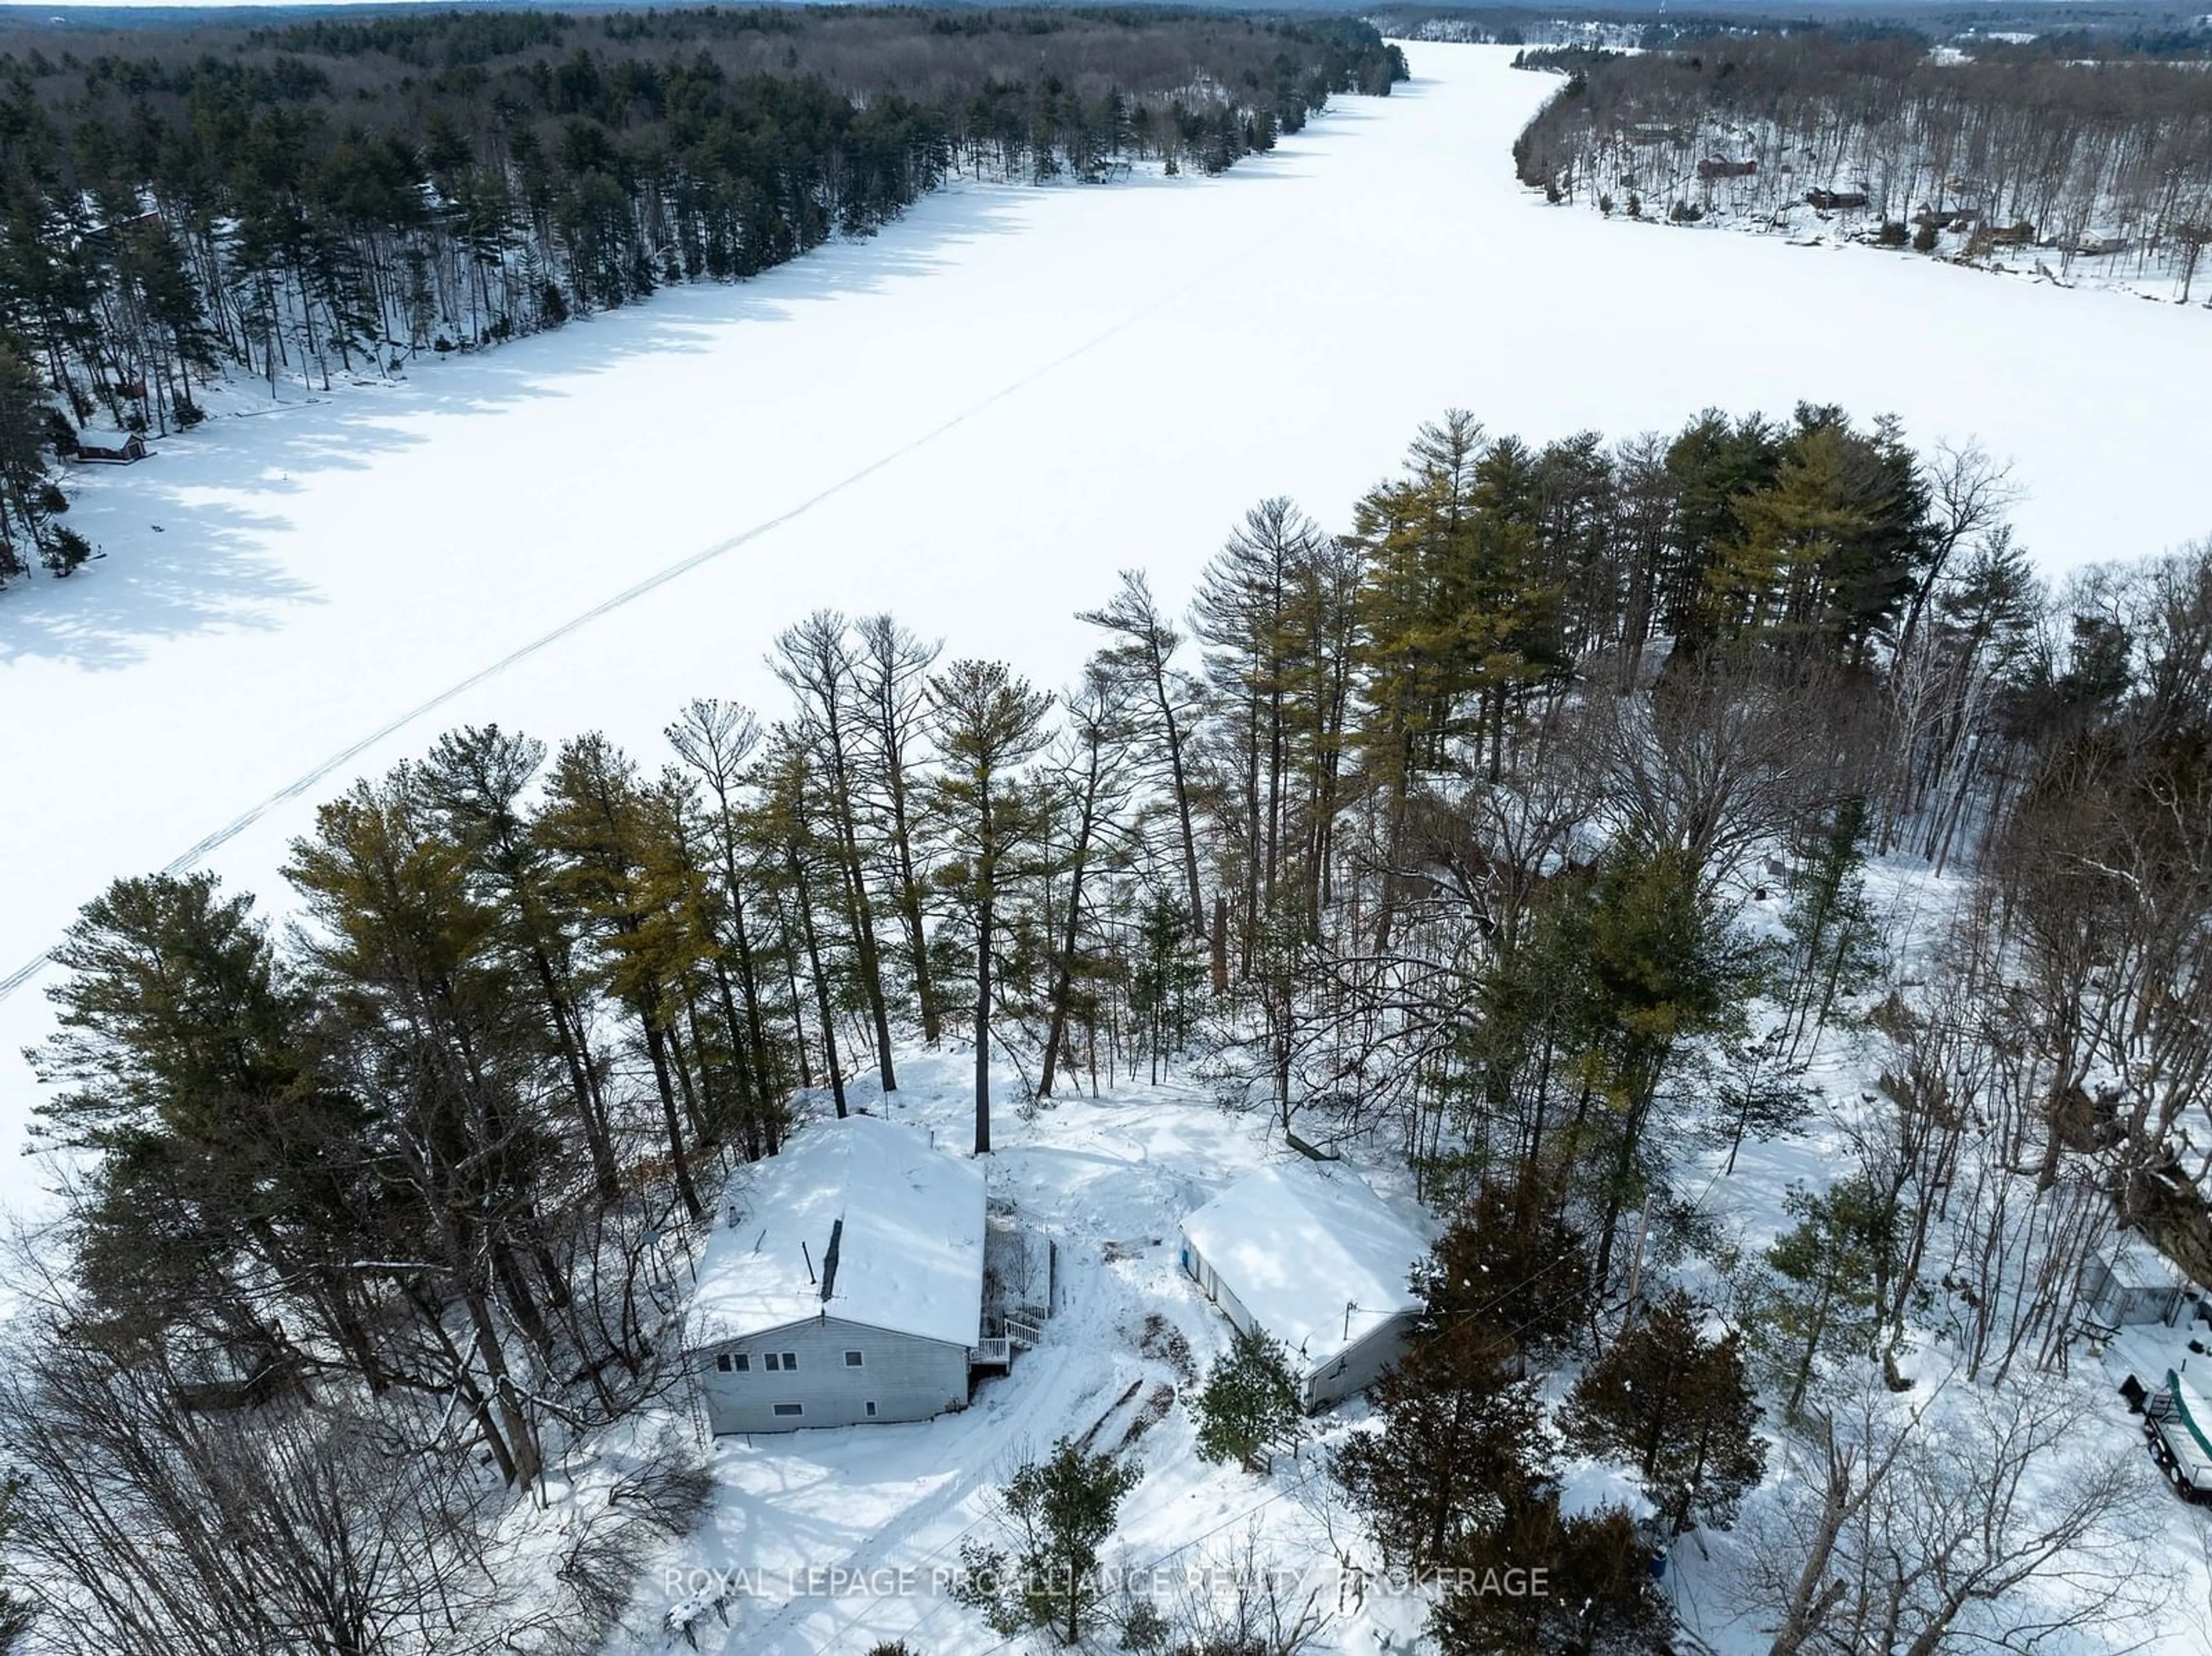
[2,42,2209,1206]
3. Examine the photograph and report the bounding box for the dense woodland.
[1513,33,2212,295]
[0,6,1403,583]
[1382,5,2212,59]
[4,391,2207,1651]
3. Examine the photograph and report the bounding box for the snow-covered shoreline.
[6,40,2212,1206]
[5,42,2212,1656]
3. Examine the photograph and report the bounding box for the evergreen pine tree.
[926,659,1054,1154]
[1569,843,1755,1287]
[1192,1326,1306,1472]
[1758,1177,1893,1419]
[1423,1178,1594,1361]
[29,872,367,1351]
[419,723,623,1199]
[1331,1319,1548,1575]
[953,1438,1141,1646]
[0,341,57,582]
[1706,1028,1812,1177]
[1077,571,1206,938]
[535,733,704,1218]
[1559,1289,1766,1536]
[1781,796,1885,1055]
[1432,1495,1671,1654]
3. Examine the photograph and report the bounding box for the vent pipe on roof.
[801,1240,816,1286]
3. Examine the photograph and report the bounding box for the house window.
[715,1354,732,1373]
[762,1353,779,1371]
[844,1351,864,1367]
[772,1403,804,1418]
[782,1352,798,1370]
[733,1353,750,1373]
[865,1401,878,1418]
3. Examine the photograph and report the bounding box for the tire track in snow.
[726,1158,1192,1654]
[0,239,1252,1011]
[720,1345,1107,1655]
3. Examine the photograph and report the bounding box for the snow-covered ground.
[6,44,2212,1649]
[590,862,2210,1656]
[1588,111,2212,306]
[637,1049,1505,1656]
[5,43,2212,1216]
[647,1052,1415,1656]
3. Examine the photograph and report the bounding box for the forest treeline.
[1513,34,2212,294]
[4,401,2209,1651]
[1383,6,2212,60]
[0,6,1404,583]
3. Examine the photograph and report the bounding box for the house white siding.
[1184,1238,1234,1320]
[696,1314,970,1434]
[1303,1313,1416,1409]
[683,1116,990,1435]
[1213,1272,1255,1339]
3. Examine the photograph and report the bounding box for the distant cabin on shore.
[73,429,149,464]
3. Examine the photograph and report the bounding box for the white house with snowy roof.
[1179,1162,1431,1411]
[685,1114,986,1434]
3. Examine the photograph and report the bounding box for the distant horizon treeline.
[1512,34,2212,287]
[1386,6,2212,60]
[9,393,2211,1651]
[0,4,1405,583]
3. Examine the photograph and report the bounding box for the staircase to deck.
[971,1311,1045,1371]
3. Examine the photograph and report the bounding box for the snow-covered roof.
[2103,1229,2181,1287]
[687,1114,985,1350]
[77,427,139,448]
[1181,1162,1431,1375]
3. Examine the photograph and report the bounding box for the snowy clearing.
[5,40,2212,1218]
[609,982,2212,1656]
[639,1050,1439,1656]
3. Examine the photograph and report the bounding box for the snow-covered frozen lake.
[1,41,2208,1207]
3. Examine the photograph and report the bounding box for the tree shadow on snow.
[0,490,320,672]
[0,185,1032,670]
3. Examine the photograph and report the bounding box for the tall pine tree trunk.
[1039,790,1099,1100]
[975,885,994,1154]
[880,757,940,1045]
[641,1020,703,1218]
[787,844,846,1116]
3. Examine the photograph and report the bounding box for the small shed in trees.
[685,1115,987,1434]
[73,428,147,464]
[2082,1234,2186,1329]
[1180,1163,1431,1411]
